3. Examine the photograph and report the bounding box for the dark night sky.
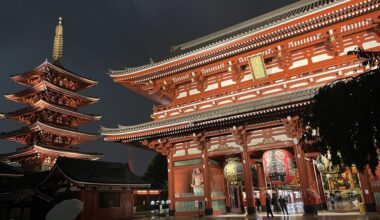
[0,0,297,175]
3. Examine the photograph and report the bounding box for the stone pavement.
[135,212,380,220]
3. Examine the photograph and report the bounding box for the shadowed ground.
[133,212,380,220]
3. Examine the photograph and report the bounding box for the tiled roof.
[109,0,345,75]
[11,60,97,86]
[0,171,50,193]
[0,121,99,139]
[172,0,344,53]
[56,157,149,186]
[102,86,320,136]
[0,145,103,159]
[0,161,23,177]
[3,100,101,121]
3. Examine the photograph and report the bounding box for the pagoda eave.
[1,122,99,141]
[4,80,100,104]
[10,60,98,89]
[3,100,101,122]
[0,145,102,161]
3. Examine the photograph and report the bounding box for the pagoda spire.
[52,17,64,66]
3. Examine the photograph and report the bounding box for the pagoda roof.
[55,157,149,187]
[2,100,101,122]
[11,60,97,89]
[101,85,320,141]
[0,145,102,161]
[5,80,99,104]
[108,0,347,77]
[1,121,99,141]
[0,161,23,177]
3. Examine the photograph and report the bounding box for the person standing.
[266,193,274,217]
[329,192,335,211]
[279,196,289,215]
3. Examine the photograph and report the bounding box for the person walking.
[256,198,261,212]
[279,196,289,215]
[272,193,280,213]
[266,193,274,217]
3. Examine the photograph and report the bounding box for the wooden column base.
[319,202,327,210]
[247,206,257,215]
[225,207,231,213]
[303,205,317,216]
[205,208,213,216]
[169,209,175,216]
[365,203,377,213]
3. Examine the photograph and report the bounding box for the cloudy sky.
[0,0,296,174]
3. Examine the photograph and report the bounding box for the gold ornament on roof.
[52,17,64,65]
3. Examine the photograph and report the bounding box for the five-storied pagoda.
[0,17,102,171]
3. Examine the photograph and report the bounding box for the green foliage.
[302,48,380,174]
[142,153,168,189]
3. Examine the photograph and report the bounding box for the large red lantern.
[262,149,296,185]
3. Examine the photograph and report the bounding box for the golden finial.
[52,17,64,66]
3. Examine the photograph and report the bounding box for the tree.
[302,48,380,174]
[142,153,168,189]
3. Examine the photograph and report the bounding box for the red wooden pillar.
[294,144,314,215]
[315,167,327,209]
[168,151,175,216]
[256,163,267,210]
[202,146,213,215]
[241,149,256,215]
[306,160,318,191]
[359,166,376,212]
[305,159,322,210]
[224,179,232,213]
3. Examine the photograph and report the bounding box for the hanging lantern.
[223,158,244,186]
[262,149,296,185]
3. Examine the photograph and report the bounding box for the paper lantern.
[262,149,296,184]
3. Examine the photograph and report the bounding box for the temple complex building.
[0,17,102,171]
[102,0,380,216]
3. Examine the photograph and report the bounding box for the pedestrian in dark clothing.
[256,198,261,212]
[272,193,280,213]
[279,196,289,215]
[266,193,274,217]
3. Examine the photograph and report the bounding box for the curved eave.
[103,101,311,142]
[10,60,98,89]
[111,80,170,104]
[5,80,99,104]
[101,85,320,141]
[55,166,150,188]
[1,121,99,140]
[0,145,102,160]
[2,100,101,121]
[106,0,351,78]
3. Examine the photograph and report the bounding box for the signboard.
[248,55,267,80]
